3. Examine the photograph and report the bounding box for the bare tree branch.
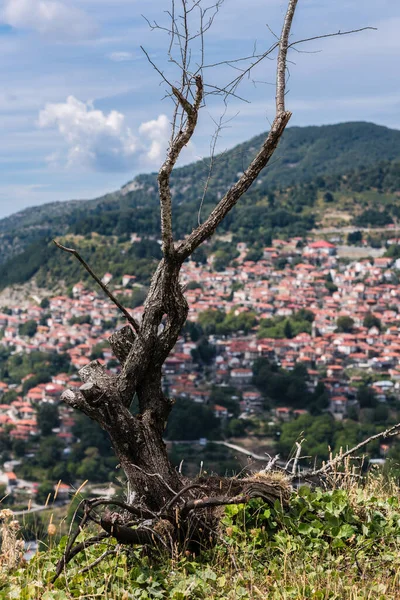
[311,421,400,477]
[163,483,208,511]
[292,440,303,476]
[197,109,236,225]
[209,43,279,101]
[53,240,141,334]
[77,548,118,576]
[175,0,299,259]
[289,26,377,49]
[177,110,291,260]
[276,0,298,113]
[158,75,203,257]
[261,454,281,473]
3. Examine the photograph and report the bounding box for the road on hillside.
[313,225,400,235]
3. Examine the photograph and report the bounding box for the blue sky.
[0,0,399,219]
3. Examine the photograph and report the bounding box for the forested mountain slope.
[0,121,399,291]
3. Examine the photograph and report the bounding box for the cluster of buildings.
[0,235,399,452]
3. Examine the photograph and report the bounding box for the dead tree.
[53,0,374,574]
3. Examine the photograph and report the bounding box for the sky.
[0,0,399,219]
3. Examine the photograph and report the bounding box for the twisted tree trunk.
[63,258,188,510]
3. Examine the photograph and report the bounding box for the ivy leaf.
[337,524,355,539]
[298,523,313,535]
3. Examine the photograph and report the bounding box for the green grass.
[2,470,400,599]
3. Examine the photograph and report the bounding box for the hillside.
[0,121,400,291]
[3,474,400,599]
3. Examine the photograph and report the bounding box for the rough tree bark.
[53,0,373,565]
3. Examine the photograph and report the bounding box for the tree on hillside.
[363,312,382,331]
[37,403,60,436]
[51,0,374,577]
[357,386,378,409]
[385,244,400,259]
[18,319,38,338]
[336,315,355,333]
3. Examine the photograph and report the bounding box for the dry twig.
[53,240,140,334]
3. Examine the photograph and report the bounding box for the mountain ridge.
[2,120,399,234]
[0,120,400,291]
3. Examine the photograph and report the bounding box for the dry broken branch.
[311,421,400,477]
[53,240,140,334]
[288,26,377,49]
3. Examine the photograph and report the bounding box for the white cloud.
[2,0,96,38]
[139,114,170,163]
[38,96,171,171]
[108,51,135,62]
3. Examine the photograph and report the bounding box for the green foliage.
[5,480,400,599]
[277,413,381,462]
[0,350,70,387]
[197,309,257,336]
[357,386,378,408]
[225,418,248,437]
[363,312,382,331]
[355,208,393,227]
[209,386,240,417]
[36,437,65,469]
[368,235,383,249]
[35,480,55,505]
[220,483,400,598]
[283,319,293,339]
[75,447,110,481]
[252,359,317,410]
[197,309,226,335]
[385,244,400,259]
[245,246,263,262]
[336,315,355,333]
[12,438,26,458]
[165,398,220,441]
[0,238,55,288]
[182,320,203,342]
[0,236,160,291]
[19,512,45,541]
[220,311,258,335]
[325,272,338,294]
[258,309,314,339]
[347,230,362,244]
[89,342,108,360]
[68,314,92,326]
[40,298,50,309]
[345,159,400,193]
[37,403,60,436]
[120,286,148,309]
[191,338,216,365]
[212,243,240,271]
[18,320,38,338]
[1,389,18,404]
[67,413,118,483]
[185,280,203,291]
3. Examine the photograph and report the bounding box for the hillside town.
[1,233,400,494]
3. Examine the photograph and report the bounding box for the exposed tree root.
[52,471,291,582]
